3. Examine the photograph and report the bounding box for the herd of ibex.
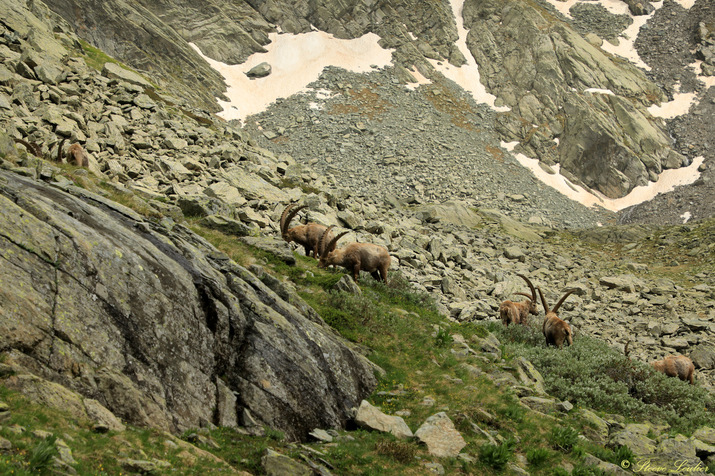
[502,274,696,384]
[280,203,391,284]
[281,201,697,385]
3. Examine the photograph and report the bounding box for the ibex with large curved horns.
[651,355,695,385]
[499,274,539,326]
[537,287,576,348]
[280,203,334,259]
[317,225,391,284]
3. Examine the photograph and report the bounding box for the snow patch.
[504,141,704,212]
[190,31,393,122]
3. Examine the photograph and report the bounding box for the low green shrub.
[478,438,516,470]
[434,328,453,347]
[485,328,715,434]
[488,317,545,348]
[526,447,551,467]
[550,426,579,452]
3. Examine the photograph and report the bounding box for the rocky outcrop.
[0,169,376,440]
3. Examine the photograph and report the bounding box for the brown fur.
[280,203,334,258]
[318,226,391,284]
[65,143,89,167]
[499,274,538,326]
[537,287,576,348]
[651,355,695,385]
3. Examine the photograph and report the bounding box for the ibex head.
[317,225,348,268]
[515,273,538,315]
[537,287,576,348]
[280,203,307,241]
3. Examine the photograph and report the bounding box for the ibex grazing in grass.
[280,203,334,259]
[499,274,539,326]
[537,287,576,348]
[651,355,695,385]
[317,225,391,284]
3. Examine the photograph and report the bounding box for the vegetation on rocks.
[489,319,715,434]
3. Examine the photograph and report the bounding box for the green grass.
[78,39,122,71]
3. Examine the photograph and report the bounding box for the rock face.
[461,0,682,198]
[0,170,376,440]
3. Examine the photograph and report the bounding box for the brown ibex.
[64,142,89,167]
[537,287,576,348]
[280,203,334,258]
[651,355,695,385]
[499,274,539,326]
[317,225,391,284]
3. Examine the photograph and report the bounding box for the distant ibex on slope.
[317,225,391,284]
[280,203,334,259]
[14,137,88,167]
[537,287,577,348]
[651,355,695,385]
[64,142,89,167]
[499,274,539,326]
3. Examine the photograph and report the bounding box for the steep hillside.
[1,0,714,474]
[37,0,714,208]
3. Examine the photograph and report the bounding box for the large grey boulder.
[354,400,413,439]
[414,412,466,457]
[0,169,376,441]
[262,449,312,476]
[246,62,272,79]
[690,344,715,370]
[609,424,657,456]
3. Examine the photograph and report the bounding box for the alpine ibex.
[280,203,334,259]
[537,287,576,348]
[64,142,89,167]
[317,225,391,284]
[651,355,695,385]
[499,274,539,326]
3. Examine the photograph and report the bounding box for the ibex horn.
[280,203,307,234]
[551,289,577,314]
[517,273,537,301]
[319,225,336,256]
